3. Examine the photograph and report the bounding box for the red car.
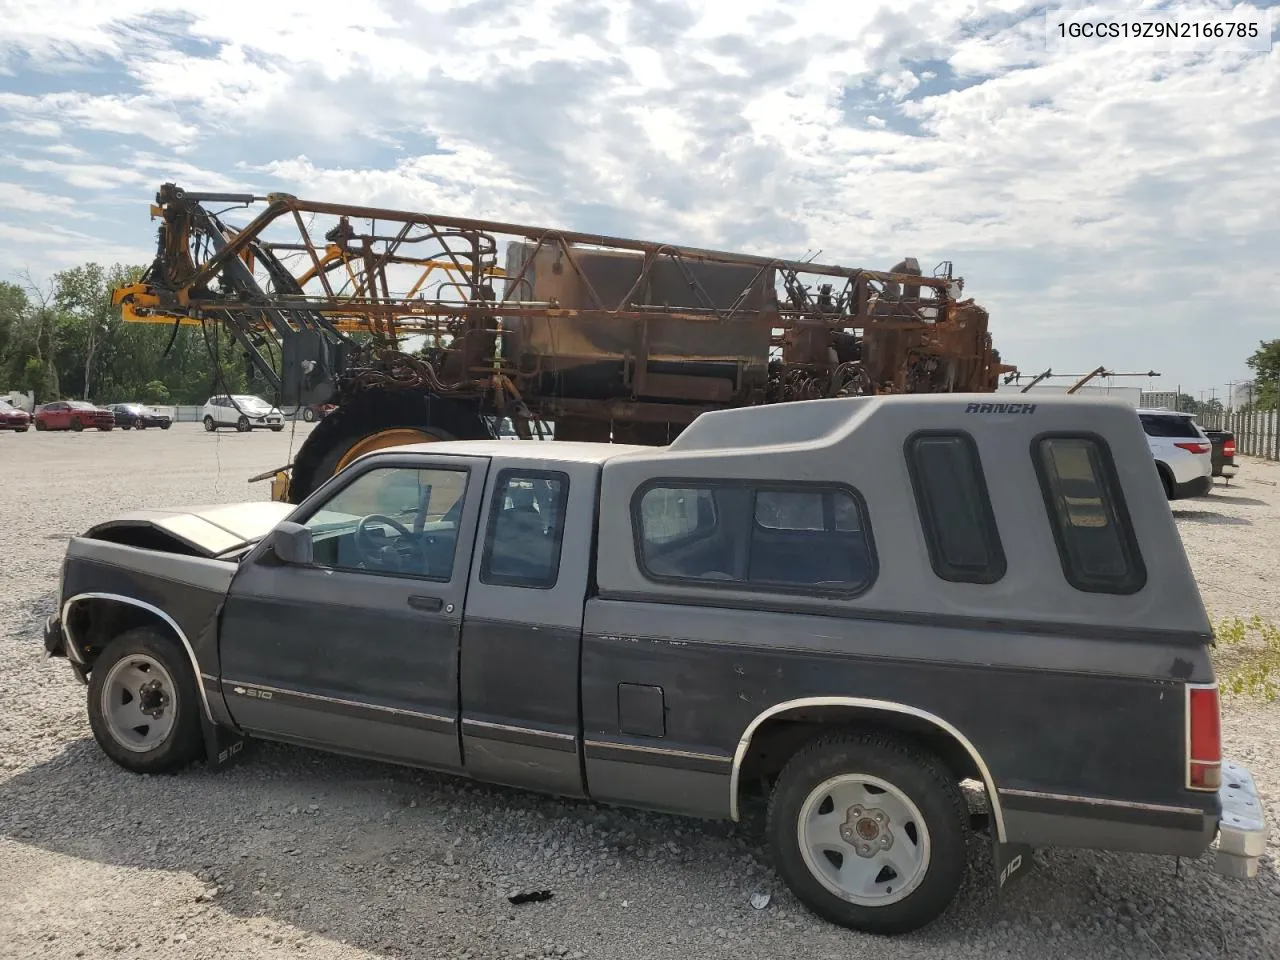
[34,400,116,432]
[0,399,31,432]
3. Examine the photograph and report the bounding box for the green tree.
[141,379,170,404]
[1245,340,1280,410]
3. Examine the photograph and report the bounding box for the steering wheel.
[354,514,423,572]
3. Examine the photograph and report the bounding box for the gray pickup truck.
[42,394,1267,935]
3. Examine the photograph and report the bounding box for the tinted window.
[906,432,1006,584]
[1033,435,1145,594]
[481,471,569,589]
[1139,413,1201,439]
[635,482,875,594]
[303,466,468,580]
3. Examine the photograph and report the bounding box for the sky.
[0,0,1276,401]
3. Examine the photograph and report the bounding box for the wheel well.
[736,706,986,807]
[65,598,186,673]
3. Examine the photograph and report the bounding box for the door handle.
[407,595,444,612]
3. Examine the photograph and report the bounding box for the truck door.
[458,459,593,796]
[217,453,490,772]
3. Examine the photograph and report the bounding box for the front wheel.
[86,627,204,774]
[766,732,969,936]
[34,420,46,431]
[302,406,316,422]
[14,426,28,433]
[161,422,171,430]
[70,419,83,432]
[236,415,251,432]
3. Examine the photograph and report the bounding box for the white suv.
[201,395,285,432]
[1138,408,1212,500]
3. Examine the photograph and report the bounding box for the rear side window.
[634,481,876,595]
[1033,435,1146,594]
[1139,413,1201,439]
[481,470,569,589]
[905,432,1006,584]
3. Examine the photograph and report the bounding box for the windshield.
[232,395,272,410]
[68,401,97,410]
[0,400,12,412]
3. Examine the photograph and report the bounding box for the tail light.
[1174,442,1211,455]
[1186,683,1221,791]
[1224,439,1235,457]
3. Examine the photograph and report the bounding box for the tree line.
[0,262,252,407]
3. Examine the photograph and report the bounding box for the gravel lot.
[2,425,1278,960]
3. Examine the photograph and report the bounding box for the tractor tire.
[286,390,493,504]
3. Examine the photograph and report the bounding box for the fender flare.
[61,592,216,724]
[728,695,1007,842]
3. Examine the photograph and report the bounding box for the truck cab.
[44,394,1267,935]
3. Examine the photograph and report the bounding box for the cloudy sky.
[0,0,1276,400]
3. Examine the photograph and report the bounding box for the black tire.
[287,390,492,503]
[203,416,216,432]
[34,420,46,431]
[121,423,132,430]
[270,424,284,432]
[71,419,83,432]
[15,426,27,433]
[766,731,969,936]
[86,627,205,775]
[161,421,171,430]
[302,406,316,422]
[236,415,251,432]
[1157,464,1174,500]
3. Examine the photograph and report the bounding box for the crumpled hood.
[83,500,296,557]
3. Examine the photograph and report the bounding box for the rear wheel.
[286,390,492,503]
[302,406,317,422]
[34,420,46,431]
[86,627,204,774]
[203,416,216,432]
[766,732,968,936]
[15,426,28,433]
[161,421,171,430]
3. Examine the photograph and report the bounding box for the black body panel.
[579,597,1219,848]
[218,555,466,771]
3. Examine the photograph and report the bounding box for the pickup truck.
[1202,427,1239,482]
[41,394,1267,935]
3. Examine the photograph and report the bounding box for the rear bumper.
[1215,760,1268,879]
[1171,473,1213,498]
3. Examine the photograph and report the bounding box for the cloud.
[0,0,1275,394]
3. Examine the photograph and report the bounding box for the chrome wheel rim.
[99,654,178,753]
[797,773,931,906]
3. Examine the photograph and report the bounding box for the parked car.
[107,403,172,430]
[201,394,284,432]
[297,403,336,423]
[42,394,1266,935]
[1201,428,1238,482]
[33,400,115,432]
[0,398,31,432]
[1137,408,1212,499]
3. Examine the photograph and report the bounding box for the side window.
[905,432,1006,584]
[638,486,716,544]
[302,465,469,580]
[634,482,875,594]
[480,470,569,589]
[1033,435,1146,594]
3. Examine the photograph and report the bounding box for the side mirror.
[268,521,313,565]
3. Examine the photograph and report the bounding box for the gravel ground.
[1,426,1278,960]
